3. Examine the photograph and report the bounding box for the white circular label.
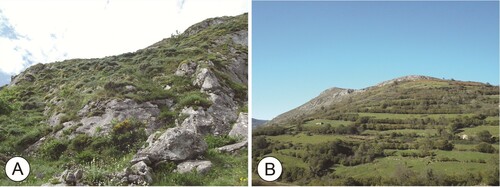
[257,156,283,182]
[5,156,30,182]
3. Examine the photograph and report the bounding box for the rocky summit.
[0,13,248,186]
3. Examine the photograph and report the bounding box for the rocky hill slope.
[0,13,248,186]
[268,75,498,125]
[254,75,499,186]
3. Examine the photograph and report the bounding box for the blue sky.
[252,1,499,120]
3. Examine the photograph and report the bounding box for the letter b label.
[258,157,282,182]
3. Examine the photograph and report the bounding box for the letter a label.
[5,157,30,182]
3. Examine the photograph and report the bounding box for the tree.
[254,136,268,149]
[476,142,496,153]
[477,130,492,143]
[435,139,454,151]
[296,123,303,131]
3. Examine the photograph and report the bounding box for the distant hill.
[252,118,268,128]
[268,75,498,126]
[254,75,499,186]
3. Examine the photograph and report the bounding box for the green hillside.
[0,14,248,185]
[253,76,499,186]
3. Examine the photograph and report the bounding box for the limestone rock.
[175,160,213,174]
[135,127,207,163]
[228,112,248,139]
[217,140,247,153]
[175,61,197,76]
[180,107,215,135]
[193,68,221,91]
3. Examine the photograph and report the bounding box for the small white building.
[461,134,469,140]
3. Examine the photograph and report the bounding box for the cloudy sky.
[0,0,247,85]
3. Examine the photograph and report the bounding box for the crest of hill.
[267,75,498,126]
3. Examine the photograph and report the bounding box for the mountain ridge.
[267,75,498,126]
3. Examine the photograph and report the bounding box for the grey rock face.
[48,113,66,127]
[129,161,153,184]
[175,160,213,174]
[54,168,84,186]
[175,61,197,76]
[135,127,207,163]
[228,112,248,139]
[53,99,163,137]
[193,68,221,91]
[180,107,215,135]
[231,30,248,46]
[216,140,247,153]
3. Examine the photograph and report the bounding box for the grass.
[362,129,438,137]
[434,150,498,162]
[357,113,476,120]
[398,80,451,89]
[334,155,495,179]
[267,152,308,169]
[459,125,499,138]
[266,133,350,144]
[302,119,352,130]
[153,149,248,186]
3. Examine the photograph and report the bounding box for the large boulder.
[216,140,247,153]
[228,112,248,139]
[175,160,213,174]
[134,127,207,163]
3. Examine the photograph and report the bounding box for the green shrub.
[0,99,12,115]
[59,113,77,124]
[178,92,212,109]
[70,134,92,152]
[16,130,44,149]
[204,135,237,149]
[476,142,496,153]
[90,136,111,152]
[111,119,147,152]
[76,150,99,163]
[154,161,176,173]
[159,109,177,125]
[63,125,79,135]
[40,139,68,160]
[52,124,64,133]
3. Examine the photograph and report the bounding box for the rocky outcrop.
[44,168,85,186]
[184,16,232,37]
[229,112,248,139]
[134,127,207,163]
[180,107,216,135]
[175,160,213,174]
[269,87,361,125]
[175,61,197,77]
[217,140,247,153]
[193,68,221,91]
[49,98,171,138]
[373,75,438,88]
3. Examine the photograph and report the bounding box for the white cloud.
[0,0,247,75]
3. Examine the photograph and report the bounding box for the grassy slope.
[0,14,248,185]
